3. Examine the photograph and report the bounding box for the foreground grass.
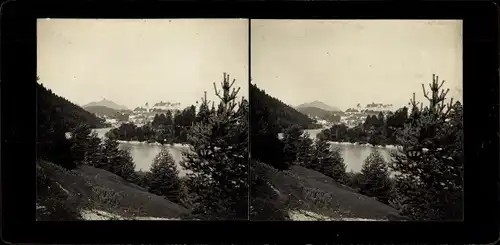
[36,160,189,221]
[252,161,406,221]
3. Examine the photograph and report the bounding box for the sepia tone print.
[250,20,463,221]
[35,18,464,222]
[36,19,249,221]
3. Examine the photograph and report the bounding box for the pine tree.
[69,123,93,165]
[359,150,393,204]
[390,74,463,221]
[165,110,174,126]
[101,137,137,182]
[102,137,121,167]
[210,101,216,115]
[149,148,182,204]
[180,73,248,220]
[296,132,314,167]
[197,91,211,124]
[250,94,287,170]
[116,149,138,183]
[282,124,304,167]
[84,131,104,167]
[311,138,348,184]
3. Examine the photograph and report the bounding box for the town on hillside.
[305,102,397,129]
[93,101,183,128]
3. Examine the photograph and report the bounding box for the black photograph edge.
[1,0,498,244]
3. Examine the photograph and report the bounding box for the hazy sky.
[251,20,463,111]
[37,19,248,110]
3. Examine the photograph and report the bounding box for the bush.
[358,150,393,205]
[92,185,124,208]
[148,148,182,204]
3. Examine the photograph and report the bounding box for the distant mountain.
[83,99,128,111]
[84,105,119,117]
[297,106,333,119]
[296,101,342,112]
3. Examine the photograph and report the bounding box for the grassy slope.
[36,161,189,220]
[254,161,406,221]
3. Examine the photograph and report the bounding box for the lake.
[304,128,396,173]
[93,127,396,175]
[93,128,190,176]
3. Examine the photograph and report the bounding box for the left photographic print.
[36,19,249,221]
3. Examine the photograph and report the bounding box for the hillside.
[250,83,321,171]
[250,83,320,131]
[296,101,342,112]
[251,161,407,221]
[83,99,128,111]
[37,160,189,221]
[37,83,109,129]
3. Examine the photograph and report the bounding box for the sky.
[37,19,249,110]
[251,20,463,111]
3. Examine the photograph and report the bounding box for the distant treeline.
[318,108,410,146]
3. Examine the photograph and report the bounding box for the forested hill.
[250,83,320,131]
[37,82,109,129]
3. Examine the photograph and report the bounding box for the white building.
[151,101,181,112]
[361,102,394,113]
[105,118,118,124]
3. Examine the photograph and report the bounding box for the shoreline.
[116,140,191,148]
[327,141,400,149]
[108,135,399,150]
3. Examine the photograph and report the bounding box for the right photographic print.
[250,20,463,222]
